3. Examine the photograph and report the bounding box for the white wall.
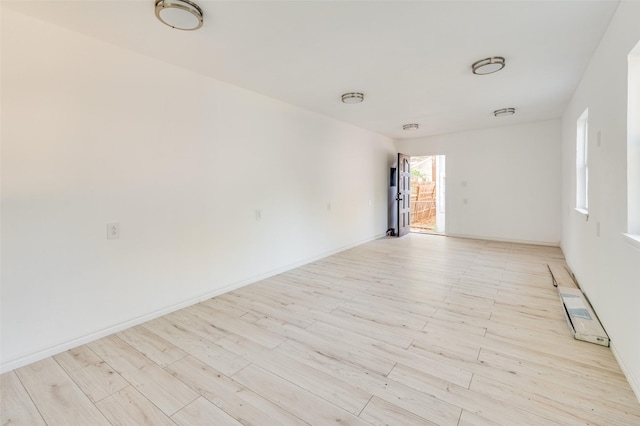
[395,120,562,245]
[0,9,395,371]
[560,1,640,398]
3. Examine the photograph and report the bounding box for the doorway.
[409,155,445,234]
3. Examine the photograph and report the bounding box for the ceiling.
[3,1,619,140]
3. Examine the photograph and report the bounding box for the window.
[627,41,640,240]
[576,108,589,213]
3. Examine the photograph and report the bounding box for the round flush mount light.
[341,92,364,104]
[472,56,506,75]
[155,0,203,31]
[494,108,516,117]
[402,124,419,131]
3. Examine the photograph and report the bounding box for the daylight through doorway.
[410,155,445,234]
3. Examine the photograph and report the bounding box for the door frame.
[397,153,411,237]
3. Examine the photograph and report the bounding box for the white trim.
[446,232,560,247]
[574,208,589,221]
[576,109,589,212]
[611,341,640,403]
[623,233,640,251]
[0,233,385,374]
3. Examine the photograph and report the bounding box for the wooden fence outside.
[410,181,436,230]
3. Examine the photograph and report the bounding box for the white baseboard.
[446,232,560,247]
[611,341,640,403]
[0,233,384,374]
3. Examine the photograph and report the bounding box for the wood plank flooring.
[2,234,640,425]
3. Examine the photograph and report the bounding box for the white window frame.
[576,108,589,215]
[624,41,640,249]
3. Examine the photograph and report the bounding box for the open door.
[397,153,411,237]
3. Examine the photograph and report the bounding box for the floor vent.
[558,286,610,347]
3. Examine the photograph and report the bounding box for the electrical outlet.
[255,209,262,221]
[107,223,119,240]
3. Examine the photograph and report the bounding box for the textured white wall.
[395,120,562,246]
[0,9,395,370]
[560,1,640,399]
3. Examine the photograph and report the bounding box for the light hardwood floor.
[2,234,640,425]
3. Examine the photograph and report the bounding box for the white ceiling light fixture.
[494,107,516,117]
[155,0,203,31]
[341,92,364,104]
[472,56,506,75]
[403,123,419,131]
